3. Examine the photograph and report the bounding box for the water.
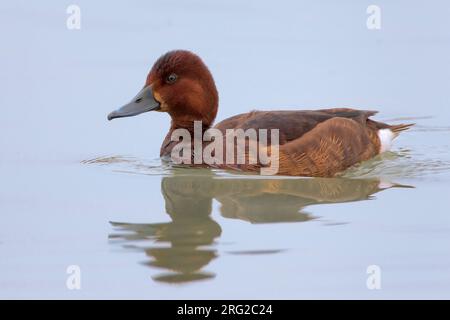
[1,1,450,299]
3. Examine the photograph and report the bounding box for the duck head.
[108,50,218,127]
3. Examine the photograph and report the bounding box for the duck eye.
[166,73,178,84]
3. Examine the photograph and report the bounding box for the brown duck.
[108,50,413,177]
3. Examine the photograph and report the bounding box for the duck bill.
[107,86,160,121]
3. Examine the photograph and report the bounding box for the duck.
[108,50,413,177]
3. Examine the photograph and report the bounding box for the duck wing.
[275,116,381,176]
[214,108,378,144]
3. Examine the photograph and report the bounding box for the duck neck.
[172,118,212,132]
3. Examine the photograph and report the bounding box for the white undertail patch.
[378,129,395,153]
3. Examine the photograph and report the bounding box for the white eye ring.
[166,73,178,84]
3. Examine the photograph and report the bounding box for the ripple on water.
[342,147,450,180]
[82,121,450,180]
[81,155,173,176]
[82,146,450,181]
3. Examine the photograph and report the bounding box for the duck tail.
[377,123,414,153]
[389,123,415,139]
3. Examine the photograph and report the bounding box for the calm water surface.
[1,1,450,299]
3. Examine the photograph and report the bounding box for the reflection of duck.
[108,50,413,176]
[110,169,411,283]
[110,171,221,283]
[214,178,391,223]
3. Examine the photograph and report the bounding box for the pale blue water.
[1,1,450,299]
